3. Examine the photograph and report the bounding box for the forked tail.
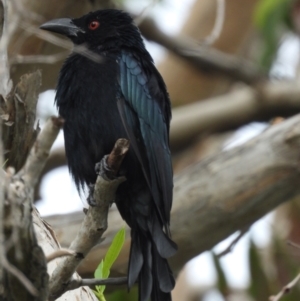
[128,225,177,301]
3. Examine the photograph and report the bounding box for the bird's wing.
[117,51,173,225]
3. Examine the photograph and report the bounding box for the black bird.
[40,9,177,301]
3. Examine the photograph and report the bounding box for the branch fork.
[49,138,130,301]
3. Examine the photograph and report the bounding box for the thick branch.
[48,139,129,301]
[1,70,41,171]
[47,114,300,276]
[3,117,62,301]
[170,81,300,149]
[22,116,63,187]
[139,17,265,85]
[35,80,300,180]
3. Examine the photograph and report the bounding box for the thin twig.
[203,0,225,45]
[10,0,44,23]
[21,22,102,63]
[216,227,249,258]
[269,273,300,301]
[10,52,69,64]
[20,21,71,49]
[67,277,128,291]
[46,249,76,263]
[22,116,64,188]
[1,255,38,296]
[134,0,159,26]
[287,240,300,250]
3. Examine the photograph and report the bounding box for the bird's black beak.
[40,18,84,37]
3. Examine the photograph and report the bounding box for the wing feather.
[117,51,173,226]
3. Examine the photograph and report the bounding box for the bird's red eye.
[88,20,100,30]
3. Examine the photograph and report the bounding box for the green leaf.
[248,239,271,301]
[106,286,138,301]
[254,0,290,29]
[212,252,230,297]
[92,289,105,301]
[94,228,126,297]
[102,227,126,279]
[92,289,102,298]
[253,0,294,70]
[94,260,104,280]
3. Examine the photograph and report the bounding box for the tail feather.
[147,215,177,258]
[139,239,153,301]
[128,229,175,301]
[154,249,175,293]
[151,277,172,301]
[128,230,144,288]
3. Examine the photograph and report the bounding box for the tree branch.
[46,249,75,263]
[1,70,41,171]
[1,255,38,296]
[170,81,300,149]
[3,117,62,301]
[67,276,128,291]
[202,0,225,45]
[34,80,300,180]
[48,139,129,301]
[216,226,250,258]
[269,273,300,301]
[139,17,265,85]
[22,116,63,187]
[46,114,300,277]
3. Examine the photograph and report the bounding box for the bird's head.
[40,9,143,50]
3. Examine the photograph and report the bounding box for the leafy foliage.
[253,0,294,70]
[107,287,138,301]
[248,240,271,301]
[212,252,230,297]
[2,159,7,167]
[93,228,126,301]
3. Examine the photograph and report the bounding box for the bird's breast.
[56,53,129,186]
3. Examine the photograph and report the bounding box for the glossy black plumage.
[40,9,177,301]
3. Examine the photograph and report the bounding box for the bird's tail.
[128,221,177,301]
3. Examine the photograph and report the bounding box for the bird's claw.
[95,155,116,180]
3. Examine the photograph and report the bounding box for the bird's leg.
[87,184,96,207]
[95,155,116,180]
[87,154,118,206]
[87,139,129,207]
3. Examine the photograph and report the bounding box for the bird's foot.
[95,155,116,180]
[87,184,97,206]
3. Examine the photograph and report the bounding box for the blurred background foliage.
[254,0,295,70]
[53,0,300,300]
[150,0,300,300]
[5,0,300,300]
